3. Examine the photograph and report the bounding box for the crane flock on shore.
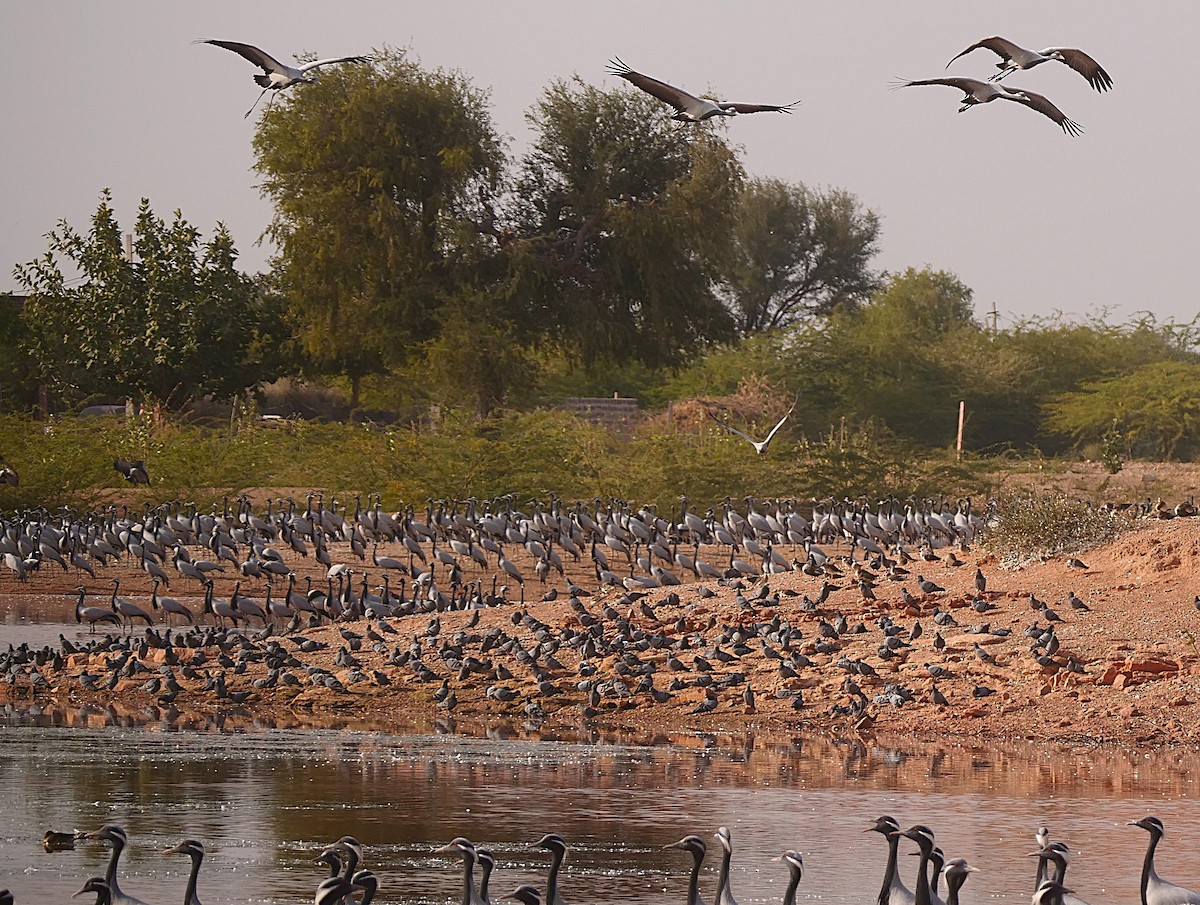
[0,489,1184,734]
[19,813,1194,905]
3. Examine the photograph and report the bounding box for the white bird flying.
[894,77,1083,135]
[707,400,796,456]
[946,37,1112,92]
[198,39,373,118]
[607,58,798,122]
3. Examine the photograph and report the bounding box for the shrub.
[980,494,1128,563]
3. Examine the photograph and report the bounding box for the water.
[1,712,1199,905]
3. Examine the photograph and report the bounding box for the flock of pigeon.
[200,34,1111,135]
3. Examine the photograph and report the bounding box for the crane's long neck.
[687,849,706,905]
[1141,831,1161,905]
[342,847,359,881]
[103,838,123,894]
[913,845,932,905]
[547,845,563,903]
[716,846,732,902]
[1035,856,1047,891]
[184,851,203,905]
[879,833,901,905]
[1052,855,1067,885]
[783,868,802,905]
[459,852,477,905]
[479,861,493,904]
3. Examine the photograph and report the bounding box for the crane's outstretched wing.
[894,76,989,93]
[199,40,286,75]
[298,54,374,75]
[1007,88,1084,135]
[1044,47,1112,92]
[946,36,1024,68]
[607,57,703,114]
[706,410,761,446]
[760,402,797,446]
[719,101,800,115]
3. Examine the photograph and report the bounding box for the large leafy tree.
[722,178,881,334]
[1046,361,1200,460]
[14,191,287,410]
[505,78,743,369]
[253,47,505,406]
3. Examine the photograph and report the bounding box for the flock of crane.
[14,814,1193,905]
[200,34,1111,134]
[0,493,989,622]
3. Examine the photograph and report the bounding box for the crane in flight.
[946,37,1112,92]
[607,58,798,122]
[707,399,796,456]
[198,39,373,118]
[893,77,1084,135]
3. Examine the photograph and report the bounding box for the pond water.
[1,708,1198,905]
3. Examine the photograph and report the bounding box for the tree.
[721,177,881,334]
[1045,361,1200,460]
[13,191,287,410]
[505,78,743,369]
[253,47,505,407]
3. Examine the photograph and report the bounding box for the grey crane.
[1130,817,1200,905]
[75,586,121,633]
[86,825,151,905]
[74,878,114,904]
[110,578,153,629]
[714,826,739,905]
[664,835,709,905]
[893,77,1083,135]
[947,37,1112,92]
[942,859,978,905]
[164,838,206,905]
[1030,843,1090,905]
[869,816,915,905]
[152,578,195,625]
[778,851,804,905]
[439,837,488,905]
[534,833,571,905]
[198,40,373,118]
[901,825,938,905]
[608,58,798,122]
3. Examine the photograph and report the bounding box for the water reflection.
[0,719,1197,905]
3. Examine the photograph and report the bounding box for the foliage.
[506,78,742,368]
[721,177,881,334]
[1044,360,1200,460]
[253,47,506,404]
[980,494,1128,562]
[0,405,984,515]
[0,296,38,413]
[13,192,287,410]
[1101,419,1124,474]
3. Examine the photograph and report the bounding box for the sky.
[2,2,1197,329]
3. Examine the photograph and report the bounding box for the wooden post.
[956,400,966,460]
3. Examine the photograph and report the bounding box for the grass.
[0,409,997,514]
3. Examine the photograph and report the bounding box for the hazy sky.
[3,2,1196,329]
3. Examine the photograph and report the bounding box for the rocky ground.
[6,499,1200,748]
